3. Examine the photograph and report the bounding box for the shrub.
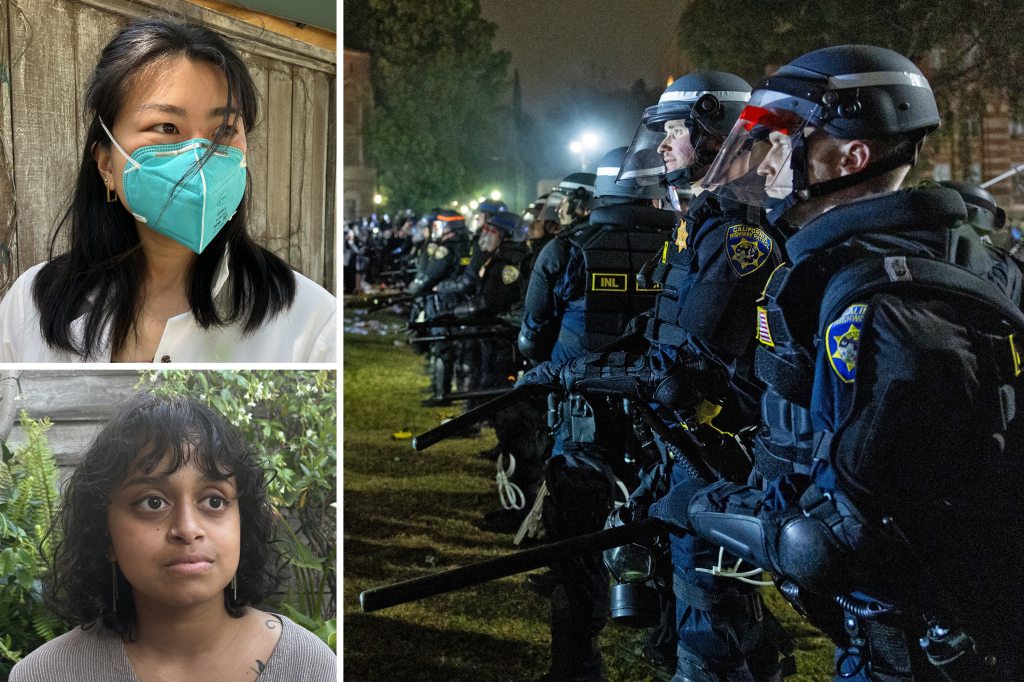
[0,414,65,678]
[141,371,337,649]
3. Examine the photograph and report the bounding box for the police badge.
[826,303,868,383]
[724,224,772,276]
[675,219,688,252]
[501,265,520,285]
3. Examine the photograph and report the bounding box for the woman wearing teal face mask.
[0,19,336,362]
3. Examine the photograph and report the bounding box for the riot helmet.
[549,172,596,226]
[478,210,527,252]
[469,198,508,234]
[939,181,1006,234]
[618,71,752,188]
[702,45,941,225]
[523,193,548,224]
[595,147,665,202]
[431,209,466,240]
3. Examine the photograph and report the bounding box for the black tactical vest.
[565,204,676,350]
[752,189,1024,481]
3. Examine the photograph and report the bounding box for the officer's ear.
[835,139,871,177]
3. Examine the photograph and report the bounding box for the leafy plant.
[0,413,66,678]
[141,371,337,648]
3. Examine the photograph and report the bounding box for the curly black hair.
[44,392,288,634]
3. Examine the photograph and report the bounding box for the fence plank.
[0,0,16,289]
[265,62,293,261]
[243,51,270,246]
[9,0,79,271]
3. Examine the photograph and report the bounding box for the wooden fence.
[0,0,336,294]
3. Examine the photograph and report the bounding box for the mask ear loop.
[97,117,141,172]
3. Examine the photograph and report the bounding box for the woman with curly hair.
[0,18,336,362]
[9,393,336,681]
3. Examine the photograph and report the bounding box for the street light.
[373,193,383,205]
[490,189,502,201]
[569,130,601,171]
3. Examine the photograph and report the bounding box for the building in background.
[344,49,377,221]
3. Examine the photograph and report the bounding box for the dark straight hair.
[32,18,296,360]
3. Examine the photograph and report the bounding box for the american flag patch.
[756,306,774,347]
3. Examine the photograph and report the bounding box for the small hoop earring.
[111,562,119,612]
[106,185,117,203]
[231,575,237,601]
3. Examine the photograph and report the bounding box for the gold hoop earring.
[111,562,119,612]
[106,184,117,203]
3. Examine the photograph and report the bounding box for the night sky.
[478,0,685,114]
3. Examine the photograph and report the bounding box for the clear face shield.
[477,224,502,253]
[469,210,487,234]
[616,105,669,187]
[430,219,446,240]
[539,190,565,223]
[701,89,819,210]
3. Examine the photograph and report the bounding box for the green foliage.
[141,371,337,648]
[344,0,512,211]
[0,414,65,678]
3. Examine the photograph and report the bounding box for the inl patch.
[590,272,628,292]
[826,303,868,383]
[725,224,772,276]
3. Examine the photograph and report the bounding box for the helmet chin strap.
[767,131,920,226]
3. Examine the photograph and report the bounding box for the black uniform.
[652,187,1024,681]
[409,230,472,403]
[519,202,676,680]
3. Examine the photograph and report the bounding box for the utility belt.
[548,392,629,447]
[673,575,797,677]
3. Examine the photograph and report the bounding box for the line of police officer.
[392,42,1023,682]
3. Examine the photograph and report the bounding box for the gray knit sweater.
[9,614,336,681]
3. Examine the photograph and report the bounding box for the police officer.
[521,71,794,682]
[468,198,509,235]
[645,45,1024,681]
[517,150,677,680]
[409,209,473,405]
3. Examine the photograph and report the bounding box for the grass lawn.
[342,308,835,681]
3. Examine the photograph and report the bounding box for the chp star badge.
[826,303,868,383]
[434,245,449,259]
[675,219,688,252]
[725,224,772,276]
[501,264,520,285]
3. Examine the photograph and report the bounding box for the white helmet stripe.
[827,70,930,90]
[596,166,619,176]
[659,90,751,104]
[560,181,594,191]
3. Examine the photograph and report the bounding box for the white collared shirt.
[0,256,336,363]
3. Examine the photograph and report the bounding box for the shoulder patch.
[826,303,868,383]
[434,245,449,259]
[426,243,438,256]
[725,224,773,276]
[501,265,520,285]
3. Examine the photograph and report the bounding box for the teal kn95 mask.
[99,117,247,253]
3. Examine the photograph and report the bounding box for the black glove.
[515,358,564,389]
[647,478,708,532]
